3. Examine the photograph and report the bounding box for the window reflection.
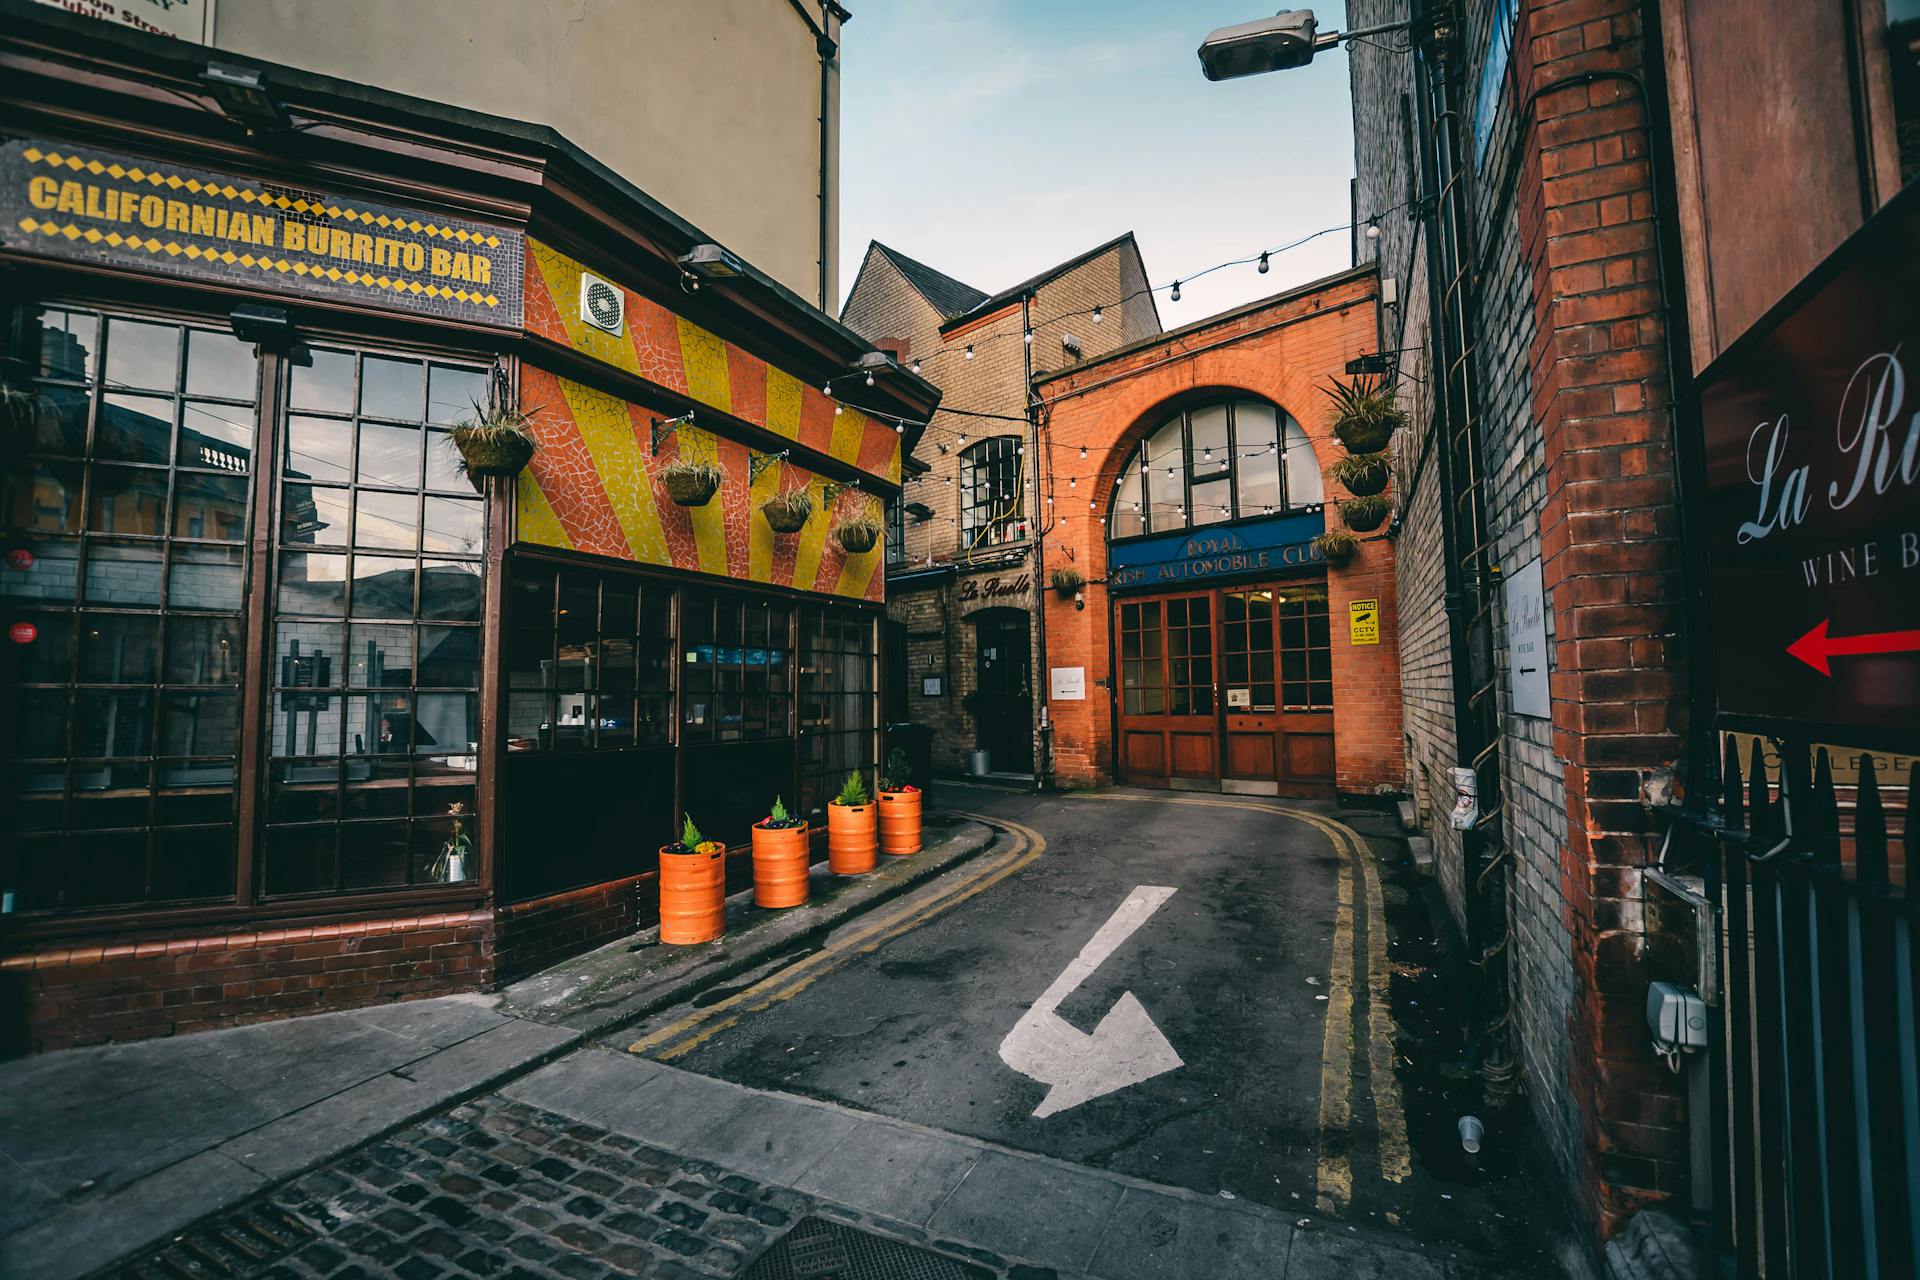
[1109,400,1322,538]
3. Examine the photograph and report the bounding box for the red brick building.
[1032,267,1403,798]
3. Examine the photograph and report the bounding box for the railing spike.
[1812,746,1841,867]
[1855,752,1887,889]
[1722,734,1745,830]
[1749,737,1776,842]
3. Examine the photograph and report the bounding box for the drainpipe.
[1025,291,1051,791]
[815,16,834,312]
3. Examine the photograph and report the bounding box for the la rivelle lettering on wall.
[0,137,524,329]
[957,573,1031,602]
[1107,511,1325,589]
[1700,181,1920,734]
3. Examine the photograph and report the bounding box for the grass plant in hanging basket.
[1340,493,1390,533]
[1331,451,1391,497]
[1323,374,1407,455]
[661,460,722,507]
[450,401,539,478]
[834,516,882,554]
[1313,529,1359,567]
[1050,566,1085,598]
[762,489,814,534]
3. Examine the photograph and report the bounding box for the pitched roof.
[939,232,1145,333]
[869,242,989,319]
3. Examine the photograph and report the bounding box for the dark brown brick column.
[1517,0,1691,1236]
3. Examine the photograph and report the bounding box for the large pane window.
[960,436,1027,547]
[1278,590,1334,711]
[2,307,254,913]
[263,348,487,898]
[1107,400,1323,539]
[505,563,677,752]
[798,604,876,817]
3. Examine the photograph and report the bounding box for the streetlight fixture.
[1196,9,1414,80]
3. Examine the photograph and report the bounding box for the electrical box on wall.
[579,272,624,336]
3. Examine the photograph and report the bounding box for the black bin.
[884,721,935,809]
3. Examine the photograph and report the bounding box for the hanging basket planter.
[450,409,538,478]
[1050,567,1085,598]
[1332,451,1391,497]
[660,460,722,507]
[1314,530,1359,567]
[1340,494,1390,533]
[762,490,814,534]
[1323,374,1407,456]
[833,517,882,555]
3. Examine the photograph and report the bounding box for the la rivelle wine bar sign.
[0,136,523,329]
[1700,183,1920,735]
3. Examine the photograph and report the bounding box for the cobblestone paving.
[107,1096,820,1279]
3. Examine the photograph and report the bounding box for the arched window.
[1107,400,1321,539]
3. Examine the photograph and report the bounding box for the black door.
[972,609,1032,774]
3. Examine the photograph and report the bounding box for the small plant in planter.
[657,814,726,944]
[1050,567,1085,598]
[762,489,814,534]
[1323,374,1407,454]
[1331,451,1391,497]
[661,459,722,507]
[451,399,539,478]
[878,746,923,856]
[834,516,882,554]
[826,769,878,875]
[751,795,810,909]
[1340,493,1390,533]
[1314,530,1359,567]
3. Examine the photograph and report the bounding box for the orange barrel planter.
[877,787,923,856]
[826,801,878,874]
[751,821,811,908]
[657,842,726,944]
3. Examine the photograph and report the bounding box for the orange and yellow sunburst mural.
[514,366,887,602]
[514,238,899,602]
[522,238,901,486]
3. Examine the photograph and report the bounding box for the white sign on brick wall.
[1505,557,1550,719]
[1049,667,1086,701]
[34,0,214,43]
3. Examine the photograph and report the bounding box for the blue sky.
[838,1,1357,325]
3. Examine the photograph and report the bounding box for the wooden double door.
[1114,583,1334,796]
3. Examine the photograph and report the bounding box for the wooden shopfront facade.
[0,16,935,1052]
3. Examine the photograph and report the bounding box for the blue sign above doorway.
[1107,511,1326,589]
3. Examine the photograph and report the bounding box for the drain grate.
[739,1216,993,1280]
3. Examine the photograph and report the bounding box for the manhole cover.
[740,1216,993,1280]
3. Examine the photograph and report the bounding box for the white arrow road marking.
[997,885,1181,1118]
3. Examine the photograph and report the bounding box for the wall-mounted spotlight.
[200,63,290,137]
[677,243,746,282]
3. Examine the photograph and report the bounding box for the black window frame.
[1105,399,1323,544]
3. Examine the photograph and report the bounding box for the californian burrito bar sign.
[0,136,523,329]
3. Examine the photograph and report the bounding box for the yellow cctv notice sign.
[1349,598,1380,645]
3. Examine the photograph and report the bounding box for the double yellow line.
[1071,792,1411,1210]
[629,813,1047,1062]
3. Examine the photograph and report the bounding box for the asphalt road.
[623,785,1422,1224]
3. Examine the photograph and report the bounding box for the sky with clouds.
[838,1,1358,325]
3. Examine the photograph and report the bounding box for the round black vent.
[583,279,622,332]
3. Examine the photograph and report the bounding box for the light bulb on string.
[1257,251,1270,274]
[821,384,831,395]
[1092,305,1103,324]
[911,358,922,374]
[1069,476,1076,488]
[1023,329,1034,345]
[864,372,875,387]
[964,344,974,360]
[1366,221,1381,240]
[1170,281,1181,302]
[1079,445,1088,459]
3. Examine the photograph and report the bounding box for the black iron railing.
[1704,737,1917,1279]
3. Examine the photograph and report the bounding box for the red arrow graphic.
[1786,619,1920,676]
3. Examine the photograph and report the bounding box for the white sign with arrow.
[998,885,1182,1118]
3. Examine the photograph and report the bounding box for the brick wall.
[1033,269,1404,794]
[493,873,652,986]
[0,908,490,1054]
[1347,0,1691,1243]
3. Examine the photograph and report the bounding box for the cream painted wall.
[210,0,839,307]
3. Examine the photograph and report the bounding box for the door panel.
[1114,582,1335,797]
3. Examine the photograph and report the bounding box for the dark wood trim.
[475,357,515,901]
[503,542,887,613]
[233,346,284,910]
[0,884,491,946]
